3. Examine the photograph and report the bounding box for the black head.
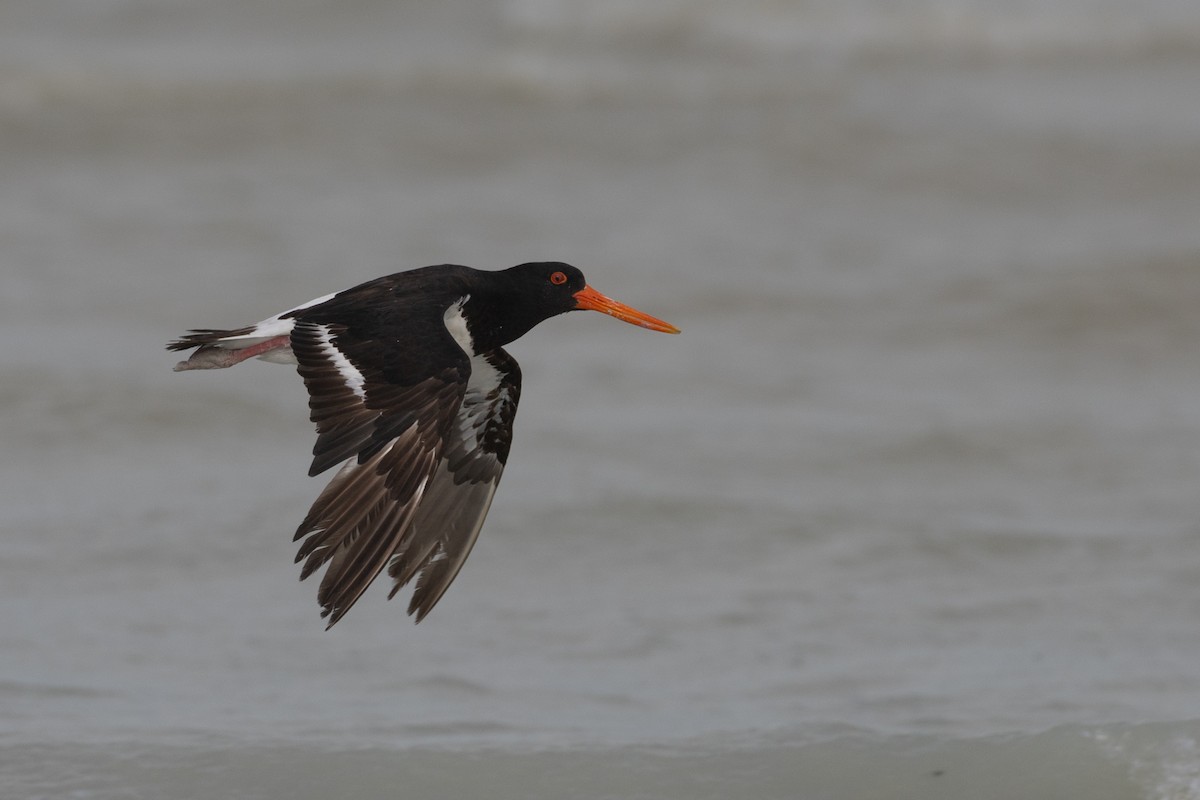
[508,260,679,334]
[467,261,679,350]
[506,261,589,317]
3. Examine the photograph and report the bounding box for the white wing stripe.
[454,351,504,450]
[314,323,367,399]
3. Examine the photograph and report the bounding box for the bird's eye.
[549,271,567,285]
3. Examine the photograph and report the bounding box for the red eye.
[550,271,567,285]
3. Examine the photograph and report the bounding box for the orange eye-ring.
[550,271,567,285]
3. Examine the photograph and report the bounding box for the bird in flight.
[168,262,679,628]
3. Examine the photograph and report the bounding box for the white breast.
[442,295,475,355]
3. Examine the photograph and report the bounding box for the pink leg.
[174,334,292,371]
[226,335,292,363]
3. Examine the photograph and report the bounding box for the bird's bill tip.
[572,285,681,334]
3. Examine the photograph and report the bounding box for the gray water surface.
[4,1,1200,797]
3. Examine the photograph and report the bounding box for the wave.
[503,0,1200,58]
[3,0,1200,114]
[8,720,1200,799]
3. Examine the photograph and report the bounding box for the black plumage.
[168,262,678,627]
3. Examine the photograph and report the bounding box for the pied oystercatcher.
[168,262,679,627]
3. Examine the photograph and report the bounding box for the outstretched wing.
[289,316,469,628]
[387,348,522,622]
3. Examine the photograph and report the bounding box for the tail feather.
[166,326,257,352]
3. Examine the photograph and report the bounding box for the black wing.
[387,348,522,622]
[289,316,469,628]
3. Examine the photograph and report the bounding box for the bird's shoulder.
[289,268,480,386]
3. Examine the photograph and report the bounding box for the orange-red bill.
[572,285,681,334]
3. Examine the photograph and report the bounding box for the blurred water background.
[4,1,1200,797]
